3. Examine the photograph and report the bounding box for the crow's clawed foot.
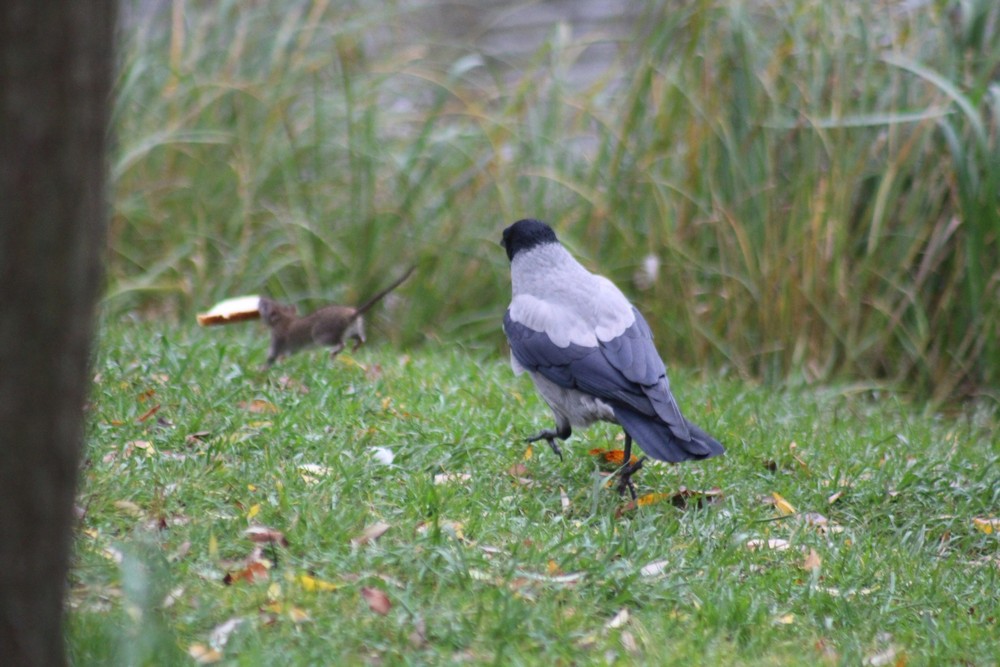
[616,457,646,500]
[525,430,564,461]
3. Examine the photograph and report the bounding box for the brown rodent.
[258,266,414,367]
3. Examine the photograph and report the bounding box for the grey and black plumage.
[500,219,724,496]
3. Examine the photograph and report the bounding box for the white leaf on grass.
[434,472,471,484]
[372,446,395,465]
[209,617,245,650]
[640,559,669,577]
[605,608,630,629]
[746,538,792,551]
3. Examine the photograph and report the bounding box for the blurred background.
[109,0,999,402]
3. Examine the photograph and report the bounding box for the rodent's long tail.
[354,265,416,316]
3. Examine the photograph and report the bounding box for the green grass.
[69,321,999,665]
[110,0,1000,402]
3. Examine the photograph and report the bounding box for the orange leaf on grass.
[589,448,638,466]
[238,399,279,414]
[223,560,270,585]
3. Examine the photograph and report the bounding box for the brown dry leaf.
[364,363,383,381]
[361,587,392,615]
[245,525,288,547]
[136,404,161,423]
[238,399,279,414]
[223,560,270,585]
[973,517,1000,534]
[507,462,534,486]
[827,490,844,505]
[801,548,822,571]
[188,643,222,664]
[352,521,391,546]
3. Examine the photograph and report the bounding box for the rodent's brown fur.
[259,266,414,367]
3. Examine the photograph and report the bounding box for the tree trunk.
[0,2,116,665]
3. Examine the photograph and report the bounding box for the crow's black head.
[501,219,558,261]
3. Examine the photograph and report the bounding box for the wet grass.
[69,321,999,665]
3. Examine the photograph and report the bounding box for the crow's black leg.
[616,433,646,500]
[525,423,571,461]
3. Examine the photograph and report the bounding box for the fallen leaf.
[372,447,394,465]
[276,375,310,394]
[605,608,630,629]
[620,630,639,653]
[617,487,723,515]
[589,448,638,466]
[973,517,1000,534]
[433,472,471,485]
[352,521,391,546]
[523,445,533,460]
[827,490,844,504]
[801,548,822,571]
[136,404,161,422]
[417,520,465,541]
[640,559,669,577]
[209,617,245,650]
[361,587,391,615]
[188,643,222,664]
[238,399,278,414]
[771,492,797,516]
[298,463,333,484]
[297,573,341,592]
[113,500,144,516]
[287,606,311,623]
[746,538,792,551]
[246,504,261,520]
[560,487,570,513]
[244,525,288,547]
[774,613,796,625]
[223,560,270,585]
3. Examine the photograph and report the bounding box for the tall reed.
[110,0,1000,401]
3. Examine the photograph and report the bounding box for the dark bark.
[0,2,116,665]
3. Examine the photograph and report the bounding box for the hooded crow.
[501,219,724,497]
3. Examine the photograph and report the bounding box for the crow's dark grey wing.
[503,310,686,422]
[598,308,689,438]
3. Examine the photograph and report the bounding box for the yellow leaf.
[774,613,795,625]
[287,606,310,623]
[772,492,796,516]
[973,517,1000,534]
[247,484,257,492]
[208,533,218,559]
[297,574,340,592]
[523,445,533,460]
[637,492,671,507]
[246,504,261,520]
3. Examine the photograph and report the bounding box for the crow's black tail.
[613,406,725,463]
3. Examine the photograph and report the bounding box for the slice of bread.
[197,296,262,326]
